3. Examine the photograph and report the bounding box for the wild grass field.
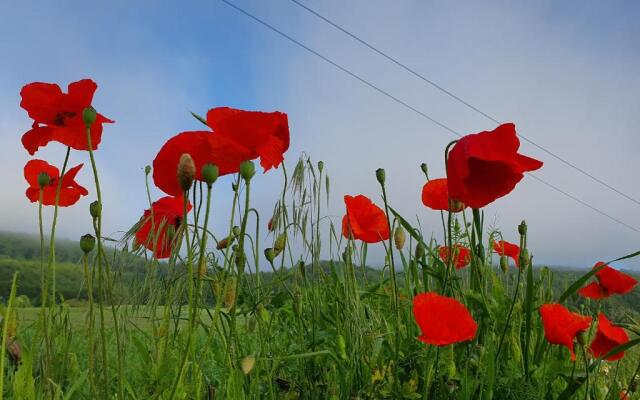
[2,78,640,400]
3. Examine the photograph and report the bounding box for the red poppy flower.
[446,123,543,209]
[438,245,471,269]
[135,195,192,259]
[590,313,629,361]
[341,195,389,243]
[421,178,466,212]
[206,107,290,171]
[539,303,592,361]
[413,292,477,346]
[20,79,114,155]
[24,160,88,206]
[493,240,521,268]
[153,107,290,196]
[578,262,638,299]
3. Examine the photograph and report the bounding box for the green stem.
[83,253,97,397]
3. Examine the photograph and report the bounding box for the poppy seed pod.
[375,168,386,185]
[89,201,101,218]
[80,234,96,254]
[144,165,151,175]
[317,160,324,173]
[202,163,219,186]
[37,172,50,189]
[239,160,255,182]
[394,226,406,250]
[177,153,196,192]
[518,220,527,236]
[82,106,97,127]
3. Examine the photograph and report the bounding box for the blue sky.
[1,0,639,268]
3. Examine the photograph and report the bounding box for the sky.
[1,0,639,269]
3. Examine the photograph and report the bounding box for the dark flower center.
[53,111,77,126]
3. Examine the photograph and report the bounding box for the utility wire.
[220,0,640,235]
[289,0,640,208]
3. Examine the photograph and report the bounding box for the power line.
[220,0,640,235]
[289,0,640,208]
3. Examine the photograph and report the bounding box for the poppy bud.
[144,165,151,175]
[274,234,286,253]
[415,243,426,259]
[576,331,587,346]
[394,226,405,250]
[89,201,101,219]
[375,168,386,185]
[500,255,509,273]
[449,199,465,213]
[80,234,96,254]
[317,160,324,173]
[177,153,196,192]
[264,248,276,263]
[6,337,21,365]
[420,163,428,175]
[267,217,275,232]
[239,160,255,182]
[224,276,237,309]
[37,172,50,188]
[241,355,256,375]
[518,220,527,236]
[217,237,232,250]
[202,163,219,186]
[82,106,97,127]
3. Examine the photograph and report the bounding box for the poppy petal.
[413,292,477,346]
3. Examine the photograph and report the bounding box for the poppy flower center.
[53,111,77,127]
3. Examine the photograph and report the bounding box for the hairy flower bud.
[519,248,530,269]
[177,153,196,192]
[217,237,232,250]
[394,226,406,250]
[420,163,428,175]
[500,255,509,273]
[89,201,101,219]
[415,243,426,259]
[82,106,97,127]
[317,160,324,173]
[202,163,219,186]
[232,226,241,237]
[37,172,50,189]
[264,248,276,263]
[274,234,286,253]
[144,165,151,175]
[80,234,96,254]
[239,160,255,182]
[375,168,386,185]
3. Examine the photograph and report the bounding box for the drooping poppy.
[493,240,521,268]
[578,262,638,299]
[341,195,389,243]
[438,245,471,269]
[413,292,477,346]
[24,160,88,206]
[20,79,114,155]
[421,178,465,212]
[134,195,192,259]
[153,107,290,196]
[590,313,629,361]
[539,303,592,361]
[446,123,543,209]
